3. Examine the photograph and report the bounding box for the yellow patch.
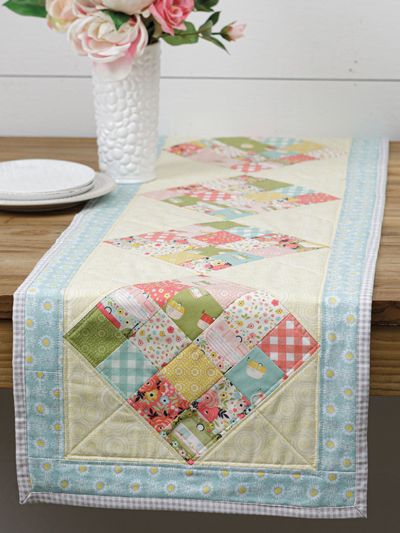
[156,250,204,266]
[245,191,285,202]
[160,344,222,403]
[284,141,324,153]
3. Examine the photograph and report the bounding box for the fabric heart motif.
[65,275,319,463]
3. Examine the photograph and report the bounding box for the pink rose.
[46,0,76,32]
[72,0,104,16]
[149,0,194,35]
[68,10,148,77]
[102,0,154,14]
[222,22,246,42]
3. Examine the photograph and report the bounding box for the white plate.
[0,159,95,201]
[0,173,116,212]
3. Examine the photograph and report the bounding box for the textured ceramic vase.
[92,43,160,183]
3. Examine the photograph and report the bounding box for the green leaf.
[199,20,213,36]
[162,21,199,46]
[3,0,46,17]
[103,9,131,31]
[195,0,219,12]
[199,12,220,35]
[207,11,220,25]
[202,34,228,52]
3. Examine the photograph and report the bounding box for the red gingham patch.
[137,231,186,243]
[189,189,234,203]
[258,313,319,375]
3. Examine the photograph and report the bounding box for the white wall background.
[1,0,400,138]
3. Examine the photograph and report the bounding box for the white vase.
[92,43,161,184]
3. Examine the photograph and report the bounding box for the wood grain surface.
[0,137,399,394]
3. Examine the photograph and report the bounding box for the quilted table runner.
[13,137,388,518]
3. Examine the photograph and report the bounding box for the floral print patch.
[128,374,190,432]
[193,377,251,435]
[131,310,191,369]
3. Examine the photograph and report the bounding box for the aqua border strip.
[13,139,388,517]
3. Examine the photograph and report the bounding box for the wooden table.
[1,138,400,396]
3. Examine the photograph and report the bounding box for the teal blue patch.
[226,347,284,402]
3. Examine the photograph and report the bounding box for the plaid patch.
[97,340,157,399]
[258,313,319,375]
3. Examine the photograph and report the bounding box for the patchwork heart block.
[143,174,339,220]
[166,137,342,173]
[64,275,319,463]
[104,220,327,274]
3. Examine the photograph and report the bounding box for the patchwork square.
[97,341,157,399]
[164,408,219,462]
[193,230,244,245]
[195,318,250,372]
[131,310,191,369]
[128,374,190,432]
[193,377,251,434]
[226,347,284,404]
[96,286,159,338]
[159,345,223,403]
[258,313,319,375]
[224,291,289,349]
[164,286,223,340]
[64,307,126,367]
[135,280,190,308]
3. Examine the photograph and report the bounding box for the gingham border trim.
[354,139,389,517]
[24,492,362,518]
[13,139,389,518]
[13,201,97,503]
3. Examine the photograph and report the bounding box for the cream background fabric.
[63,138,349,468]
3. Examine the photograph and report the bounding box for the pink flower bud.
[222,22,246,42]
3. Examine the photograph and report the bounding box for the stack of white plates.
[0,159,116,211]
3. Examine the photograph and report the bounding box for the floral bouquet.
[4,0,245,77]
[3,0,245,183]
